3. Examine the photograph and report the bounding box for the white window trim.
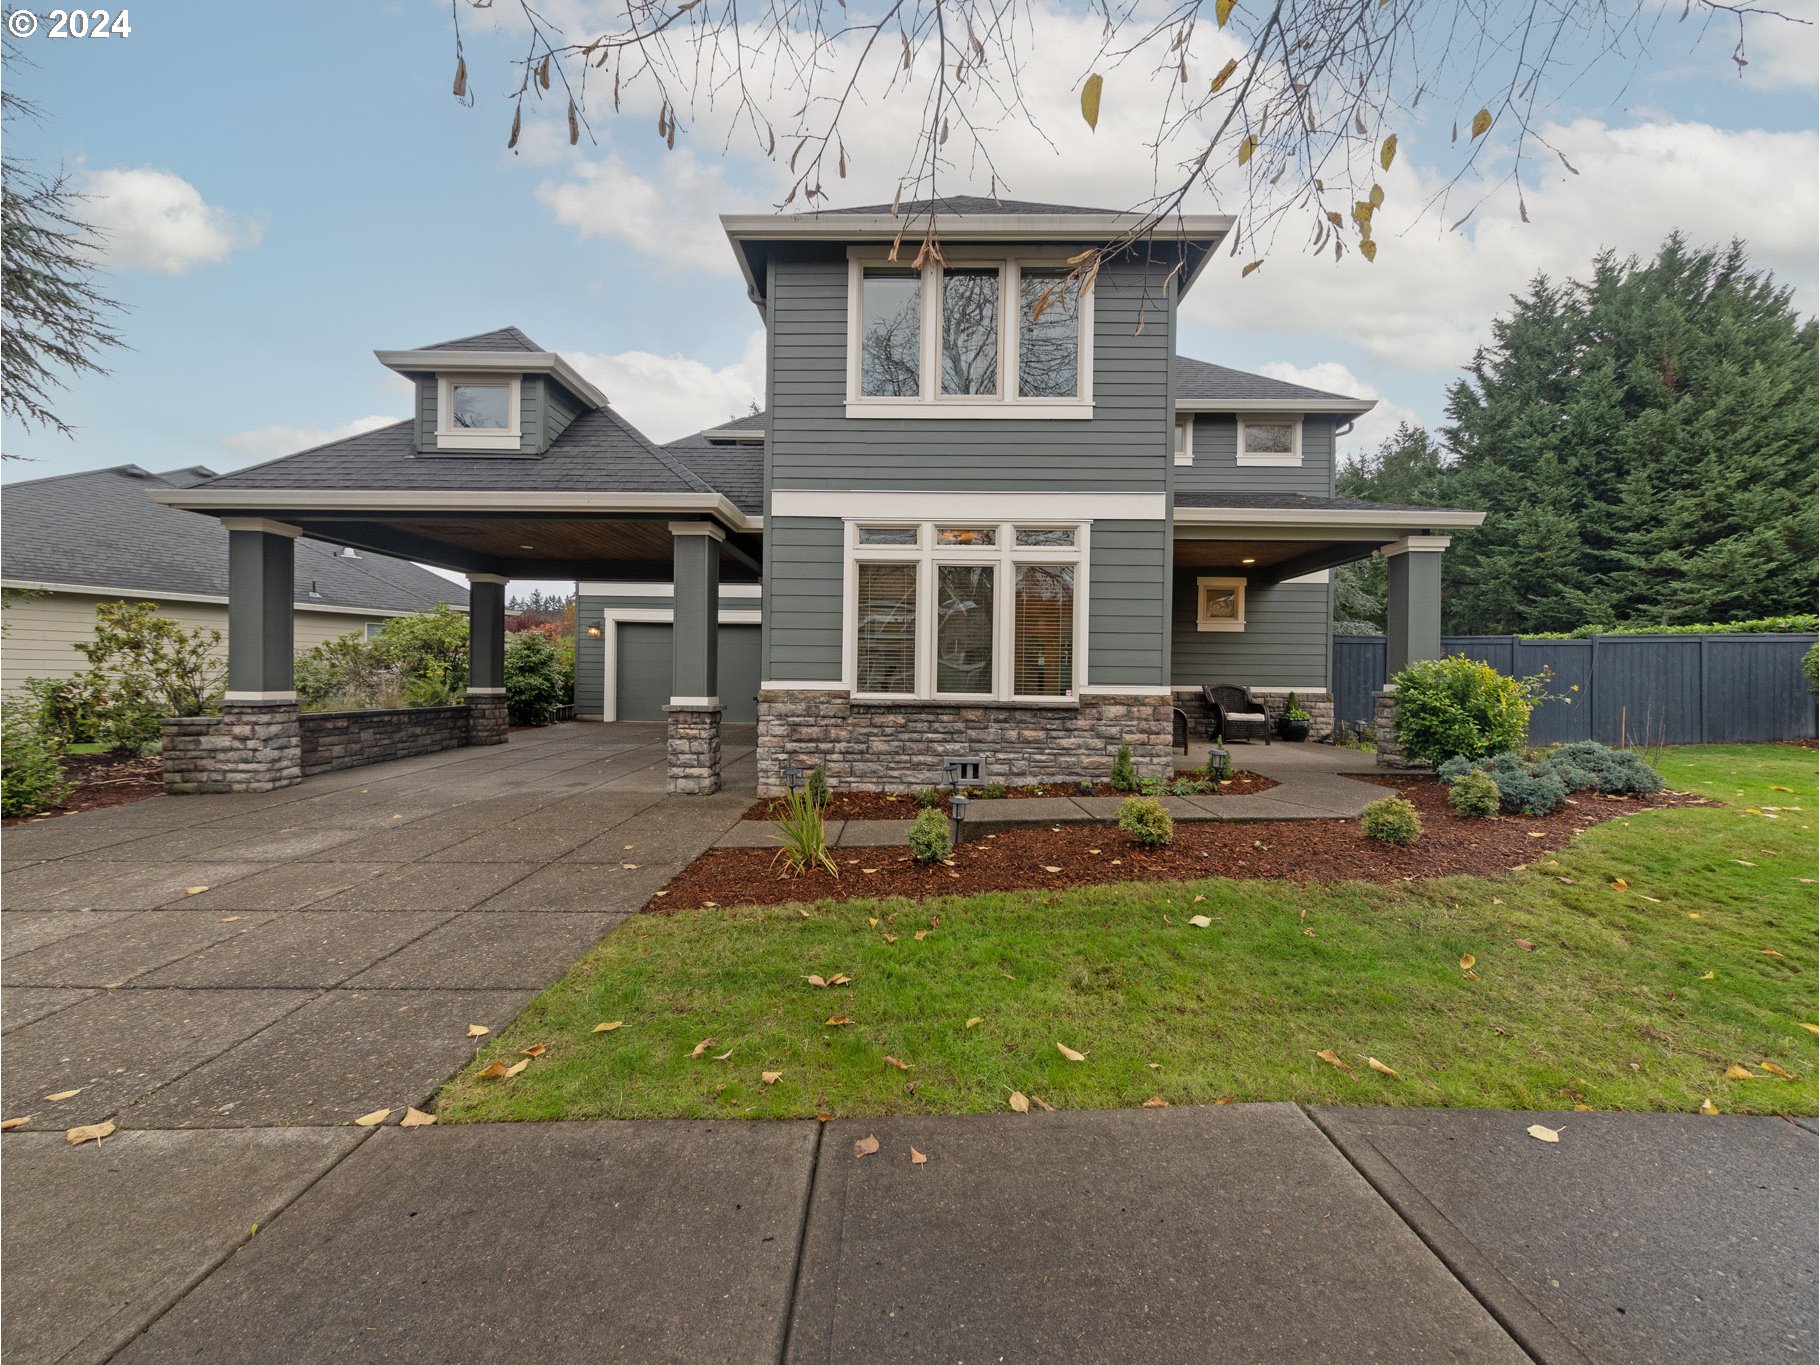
[842,519,1090,705]
[1174,415,1195,467]
[435,374,523,452]
[1196,576,1247,632]
[844,249,1095,419]
[597,605,763,722]
[1235,414,1302,467]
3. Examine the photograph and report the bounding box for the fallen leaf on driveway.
[183,886,208,895]
[690,1038,718,1059]
[592,1021,623,1033]
[1527,1124,1561,1144]
[467,1025,489,1038]
[1366,1057,1398,1077]
[853,1134,880,1157]
[762,1071,783,1085]
[1141,1095,1169,1108]
[1187,915,1213,928]
[0,1116,32,1130]
[400,1107,436,1127]
[1008,1091,1030,1113]
[883,1055,910,1070]
[354,1108,392,1127]
[66,1121,114,1146]
[1057,1042,1087,1062]
[44,1089,81,1102]
[1725,1064,1756,1079]
[218,916,240,923]
[1315,1049,1352,1072]
[909,1146,928,1165]
[621,863,639,870]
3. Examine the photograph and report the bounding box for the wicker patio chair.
[1202,684,1272,745]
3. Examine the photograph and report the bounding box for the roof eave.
[147,486,759,535]
[1174,506,1485,530]
[373,349,612,411]
[1176,397,1378,415]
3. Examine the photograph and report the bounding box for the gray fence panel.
[1329,632,1816,744]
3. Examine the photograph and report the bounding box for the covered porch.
[145,489,762,797]
[1170,495,1486,753]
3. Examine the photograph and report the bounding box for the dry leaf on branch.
[853,1134,880,1157]
[400,1107,436,1128]
[354,1108,392,1127]
[1008,1091,1031,1113]
[1366,1057,1398,1077]
[1315,1049,1352,1072]
[909,1146,929,1165]
[1526,1124,1561,1144]
[65,1121,115,1147]
[1057,1043,1087,1062]
[593,1021,624,1033]
[690,1038,718,1059]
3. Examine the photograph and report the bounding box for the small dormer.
[376,326,609,457]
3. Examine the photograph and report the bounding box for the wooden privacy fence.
[1333,633,1818,745]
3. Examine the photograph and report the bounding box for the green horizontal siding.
[1172,413,1337,497]
[1170,571,1331,689]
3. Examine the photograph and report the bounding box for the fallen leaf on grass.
[713,1048,735,1062]
[1801,1023,1820,1036]
[1030,1094,1056,1111]
[1187,914,1213,928]
[762,1071,783,1085]
[1700,971,1716,981]
[1514,938,1536,952]
[0,1116,32,1130]
[477,1061,511,1078]
[806,974,828,987]
[1759,1061,1796,1079]
[1366,1057,1398,1077]
[965,1017,983,1029]
[1725,1064,1756,1079]
[400,1107,436,1127]
[1609,877,1628,891]
[593,1021,624,1033]
[910,1146,929,1165]
[690,1038,718,1059]
[1008,1091,1031,1113]
[520,1044,547,1057]
[1527,1124,1561,1144]
[1315,1049,1352,1072]
[913,930,928,941]
[354,1108,392,1127]
[829,973,852,986]
[1733,860,1757,868]
[1761,949,1785,958]
[867,917,879,927]
[505,1059,529,1078]
[853,1134,880,1157]
[466,1025,489,1038]
[1141,1095,1169,1108]
[1700,1098,1720,1114]
[824,1016,853,1027]
[1459,953,1477,971]
[1637,894,1663,904]
[1057,1042,1087,1062]
[883,1055,911,1070]
[44,1089,81,1102]
[66,1121,114,1146]
[881,933,898,944]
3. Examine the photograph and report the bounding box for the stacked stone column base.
[161,701,303,794]
[1372,686,1426,768]
[666,704,723,795]
[467,693,509,747]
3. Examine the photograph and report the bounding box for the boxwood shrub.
[1390,655,1537,765]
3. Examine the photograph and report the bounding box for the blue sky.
[3,0,1814,502]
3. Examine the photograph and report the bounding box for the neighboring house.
[1,464,469,695]
[151,204,1480,798]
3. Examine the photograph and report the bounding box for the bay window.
[849,521,1087,701]
[847,253,1093,416]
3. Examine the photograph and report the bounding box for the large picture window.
[847,521,1087,702]
[846,254,1092,416]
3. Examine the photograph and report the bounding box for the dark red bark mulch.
[661,776,1701,910]
[2,753,164,826]
[741,772,1276,822]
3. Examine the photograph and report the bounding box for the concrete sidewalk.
[5,1103,1811,1364]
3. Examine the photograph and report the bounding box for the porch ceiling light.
[1240,557,1256,565]
[519,543,535,550]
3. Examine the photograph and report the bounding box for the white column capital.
[668,520,727,542]
[1380,535,1452,558]
[220,517,302,539]
[466,573,512,586]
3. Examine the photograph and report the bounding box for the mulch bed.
[659,775,1703,910]
[2,752,165,826]
[741,772,1277,822]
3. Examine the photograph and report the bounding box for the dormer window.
[435,374,522,451]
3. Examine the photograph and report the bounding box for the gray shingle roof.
[821,195,1117,217]
[2,465,468,612]
[664,433,763,514]
[1175,356,1362,404]
[416,326,543,353]
[704,412,766,436]
[1173,491,1463,515]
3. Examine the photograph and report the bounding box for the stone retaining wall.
[299,705,470,777]
[161,702,303,794]
[755,690,1173,796]
[1171,688,1337,744]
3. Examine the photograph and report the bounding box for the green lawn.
[436,744,1818,1122]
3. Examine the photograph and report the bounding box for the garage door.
[614,622,762,722]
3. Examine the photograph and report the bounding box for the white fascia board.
[721,211,1233,244]
[0,578,446,617]
[772,490,1164,521]
[373,349,612,411]
[146,488,757,534]
[704,431,766,444]
[1175,397,1377,415]
[1173,506,1486,531]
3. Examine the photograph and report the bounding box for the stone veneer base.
[666,704,723,795]
[467,695,509,747]
[161,702,303,795]
[1372,686,1427,768]
[299,704,471,777]
[755,690,1174,796]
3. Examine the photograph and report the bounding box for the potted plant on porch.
[1277,694,1312,742]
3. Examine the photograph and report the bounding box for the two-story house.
[153,198,1479,796]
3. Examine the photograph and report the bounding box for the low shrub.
[20,676,103,747]
[906,806,952,862]
[294,633,404,711]
[1491,763,1569,816]
[1542,741,1665,795]
[504,630,567,725]
[2,702,72,818]
[982,781,1008,800]
[1448,769,1501,818]
[1110,744,1138,792]
[1078,779,1094,794]
[1171,776,1210,796]
[806,765,831,811]
[1436,754,1476,785]
[403,669,460,709]
[1805,641,1818,695]
[1390,655,1544,766]
[1118,795,1174,847]
[913,787,943,809]
[1361,795,1423,846]
[771,786,837,878]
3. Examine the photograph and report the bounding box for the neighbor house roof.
[1174,358,1374,413]
[418,326,543,353]
[821,195,1119,217]
[664,432,764,515]
[2,464,470,612]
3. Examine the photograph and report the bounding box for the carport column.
[1375,535,1451,767]
[163,518,303,794]
[467,574,510,745]
[665,521,722,795]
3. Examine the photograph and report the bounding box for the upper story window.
[1236,415,1302,467]
[436,374,523,451]
[848,252,1093,419]
[1174,416,1195,466]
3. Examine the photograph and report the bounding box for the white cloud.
[1254,361,1424,456]
[1192,118,1820,371]
[536,151,755,274]
[79,167,264,275]
[566,329,766,442]
[220,415,397,463]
